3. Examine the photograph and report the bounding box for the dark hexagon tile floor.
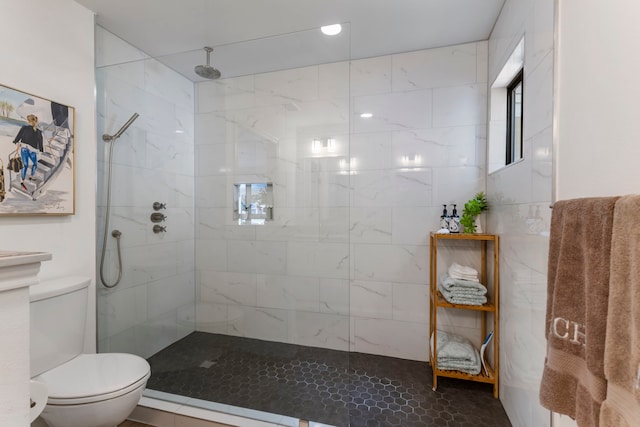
[146,332,511,427]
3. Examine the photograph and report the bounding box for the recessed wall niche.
[233,183,274,225]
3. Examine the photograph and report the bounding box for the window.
[506,70,523,165]
[488,37,524,173]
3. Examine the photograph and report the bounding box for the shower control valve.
[153,202,166,211]
[150,213,167,223]
[153,225,167,234]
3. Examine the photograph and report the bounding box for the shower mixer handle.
[153,225,167,234]
[153,202,166,211]
[150,213,167,223]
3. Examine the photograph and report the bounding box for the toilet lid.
[34,353,150,404]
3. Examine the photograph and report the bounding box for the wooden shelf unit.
[429,232,500,398]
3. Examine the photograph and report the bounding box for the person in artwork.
[13,114,44,191]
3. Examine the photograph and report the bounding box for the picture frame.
[0,83,75,215]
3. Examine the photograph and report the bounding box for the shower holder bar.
[102,112,139,142]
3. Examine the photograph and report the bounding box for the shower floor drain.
[199,360,216,368]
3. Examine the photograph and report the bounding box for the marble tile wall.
[195,41,488,361]
[487,0,554,425]
[95,27,196,358]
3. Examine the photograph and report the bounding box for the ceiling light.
[360,113,373,118]
[321,24,342,36]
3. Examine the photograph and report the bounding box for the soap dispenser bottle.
[440,205,450,230]
[448,204,460,233]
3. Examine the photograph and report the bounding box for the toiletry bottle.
[448,204,460,233]
[440,205,450,230]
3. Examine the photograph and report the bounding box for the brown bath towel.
[599,195,640,426]
[540,197,619,427]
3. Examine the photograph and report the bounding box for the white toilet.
[30,276,151,427]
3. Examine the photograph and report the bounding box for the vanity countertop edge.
[0,251,53,291]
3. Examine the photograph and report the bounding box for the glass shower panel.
[95,25,197,359]
[188,24,352,426]
[96,22,352,426]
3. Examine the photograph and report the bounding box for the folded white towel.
[439,284,487,305]
[438,359,482,374]
[448,263,479,282]
[440,274,487,294]
[449,262,478,276]
[438,275,487,305]
[430,330,481,375]
[449,272,478,280]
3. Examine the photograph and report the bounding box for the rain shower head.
[195,47,221,80]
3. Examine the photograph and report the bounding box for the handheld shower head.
[195,47,221,80]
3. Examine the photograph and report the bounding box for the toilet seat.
[34,353,150,405]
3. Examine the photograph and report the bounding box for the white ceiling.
[75,0,505,81]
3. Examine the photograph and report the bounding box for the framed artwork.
[0,84,75,215]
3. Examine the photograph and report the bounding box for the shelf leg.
[432,366,438,392]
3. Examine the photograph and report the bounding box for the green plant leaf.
[460,192,488,233]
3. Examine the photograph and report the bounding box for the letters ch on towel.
[552,317,586,347]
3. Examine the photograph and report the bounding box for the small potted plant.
[460,192,489,233]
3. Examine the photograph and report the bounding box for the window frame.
[505,69,524,165]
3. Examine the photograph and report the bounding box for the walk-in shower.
[99,112,139,288]
[95,22,508,426]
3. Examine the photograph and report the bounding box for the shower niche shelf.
[429,232,500,398]
[233,182,273,225]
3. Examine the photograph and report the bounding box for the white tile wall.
[391,44,478,91]
[256,274,320,312]
[195,41,487,362]
[350,280,393,319]
[288,311,350,351]
[318,278,349,316]
[433,84,487,127]
[487,0,554,425]
[200,270,257,306]
[353,318,429,361]
[352,90,433,133]
[350,56,392,97]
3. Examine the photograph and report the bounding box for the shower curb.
[128,396,328,427]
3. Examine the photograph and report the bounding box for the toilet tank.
[30,276,91,377]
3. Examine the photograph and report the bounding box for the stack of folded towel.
[438,263,487,306]
[448,262,479,281]
[430,330,481,375]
